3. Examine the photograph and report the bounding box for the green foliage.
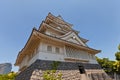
[115,45,120,61]
[96,44,120,74]
[96,57,115,73]
[114,44,120,73]
[113,61,120,73]
[43,61,62,80]
[43,70,62,80]
[115,44,120,61]
[0,72,17,80]
[51,61,61,70]
[115,52,120,61]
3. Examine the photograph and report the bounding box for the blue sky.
[0,0,120,71]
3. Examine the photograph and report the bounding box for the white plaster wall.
[19,55,28,69]
[32,41,98,64]
[38,52,65,61]
[89,59,98,64]
[26,50,65,66]
[36,41,65,61]
[22,41,65,66]
[39,41,64,55]
[67,38,79,44]
[19,41,98,69]
[61,32,86,46]
[28,53,39,66]
[79,51,89,60]
[45,29,62,37]
[89,55,98,64]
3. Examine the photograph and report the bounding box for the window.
[46,32,51,35]
[57,26,61,30]
[47,45,52,52]
[89,54,94,59]
[55,47,60,53]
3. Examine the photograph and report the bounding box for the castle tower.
[15,13,112,80]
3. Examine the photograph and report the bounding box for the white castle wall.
[19,55,29,69]
[45,29,62,37]
[19,41,98,69]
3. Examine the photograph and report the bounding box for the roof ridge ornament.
[57,15,64,20]
[48,13,73,27]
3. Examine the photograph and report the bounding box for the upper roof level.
[39,13,88,46]
[39,13,73,33]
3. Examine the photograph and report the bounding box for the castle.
[15,13,112,80]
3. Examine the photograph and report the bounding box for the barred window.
[55,47,60,53]
[47,45,52,52]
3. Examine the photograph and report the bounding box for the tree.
[113,61,120,73]
[114,44,120,73]
[96,57,114,73]
[115,44,120,61]
[96,44,120,79]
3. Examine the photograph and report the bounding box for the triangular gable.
[61,32,86,46]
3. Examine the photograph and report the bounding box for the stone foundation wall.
[15,59,112,80]
[30,70,82,80]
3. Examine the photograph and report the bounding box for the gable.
[61,32,86,46]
